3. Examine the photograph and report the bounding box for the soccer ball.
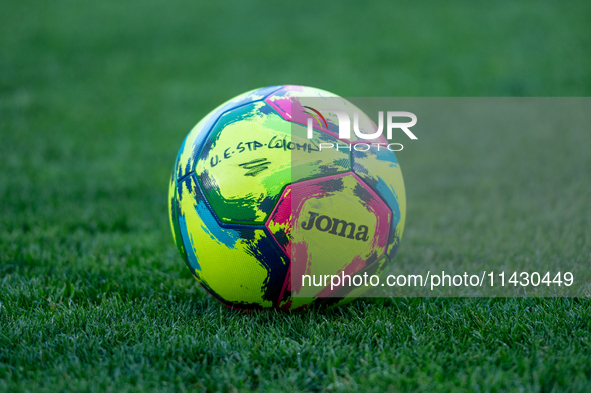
[168,85,405,310]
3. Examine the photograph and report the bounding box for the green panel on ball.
[196,101,351,225]
[176,174,289,309]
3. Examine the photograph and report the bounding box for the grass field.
[2,0,591,391]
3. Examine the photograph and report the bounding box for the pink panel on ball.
[265,85,388,145]
[266,173,391,302]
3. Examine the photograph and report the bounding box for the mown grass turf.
[1,0,591,391]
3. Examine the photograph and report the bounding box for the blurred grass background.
[1,0,591,391]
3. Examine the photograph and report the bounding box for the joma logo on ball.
[301,211,369,242]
